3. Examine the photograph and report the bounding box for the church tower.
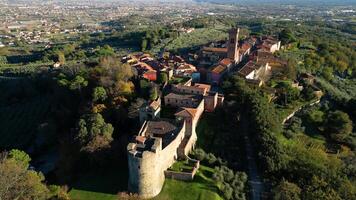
[227,28,240,63]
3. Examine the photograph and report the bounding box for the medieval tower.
[227,28,240,63]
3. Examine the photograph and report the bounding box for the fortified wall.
[127,81,223,199]
[127,120,186,198]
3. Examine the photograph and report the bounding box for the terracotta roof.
[240,42,252,52]
[175,107,198,118]
[165,93,202,101]
[238,61,258,76]
[211,65,227,74]
[143,70,157,76]
[219,58,233,67]
[194,83,211,92]
[149,100,160,110]
[133,62,154,71]
[202,47,228,53]
[135,136,146,144]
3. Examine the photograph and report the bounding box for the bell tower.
[227,28,240,63]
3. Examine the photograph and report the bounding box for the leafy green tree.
[8,149,31,168]
[206,153,217,165]
[275,82,300,105]
[322,67,333,81]
[338,180,356,200]
[56,51,66,64]
[0,151,50,200]
[325,111,353,142]
[193,148,206,161]
[336,60,348,73]
[273,179,301,200]
[141,39,148,51]
[69,75,88,91]
[0,56,7,64]
[80,33,90,44]
[95,45,115,57]
[149,86,158,101]
[158,73,168,84]
[222,183,233,200]
[279,29,296,45]
[307,109,325,125]
[303,176,341,200]
[75,113,114,153]
[285,59,297,80]
[98,32,105,40]
[302,86,316,101]
[92,87,107,102]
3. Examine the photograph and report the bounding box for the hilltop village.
[123,28,286,198]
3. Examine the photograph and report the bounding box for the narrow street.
[240,115,265,200]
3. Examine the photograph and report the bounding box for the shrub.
[193,148,206,161]
[206,153,217,165]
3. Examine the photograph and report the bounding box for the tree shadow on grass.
[71,161,129,195]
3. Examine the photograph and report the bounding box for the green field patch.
[153,165,223,200]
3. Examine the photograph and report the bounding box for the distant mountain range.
[194,0,356,6]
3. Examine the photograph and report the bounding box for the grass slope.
[153,165,223,200]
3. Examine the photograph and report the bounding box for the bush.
[206,153,217,165]
[221,183,233,200]
[193,148,206,161]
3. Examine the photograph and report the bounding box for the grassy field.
[69,164,222,200]
[153,165,223,200]
[149,28,228,55]
[70,190,117,200]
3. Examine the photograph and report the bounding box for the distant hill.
[194,0,356,6]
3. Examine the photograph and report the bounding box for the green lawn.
[68,160,222,200]
[153,165,223,200]
[70,190,117,200]
[169,160,194,172]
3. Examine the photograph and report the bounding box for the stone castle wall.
[127,122,186,199]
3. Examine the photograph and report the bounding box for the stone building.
[238,60,272,85]
[127,79,223,198]
[164,93,203,108]
[139,97,161,124]
[127,119,187,198]
[167,82,223,112]
[227,28,240,63]
[127,101,204,198]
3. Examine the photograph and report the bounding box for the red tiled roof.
[219,58,233,67]
[203,47,228,53]
[175,107,198,118]
[211,65,227,74]
[135,136,146,144]
[240,42,252,52]
[194,83,211,92]
[238,61,258,76]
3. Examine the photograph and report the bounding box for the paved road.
[240,115,265,200]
